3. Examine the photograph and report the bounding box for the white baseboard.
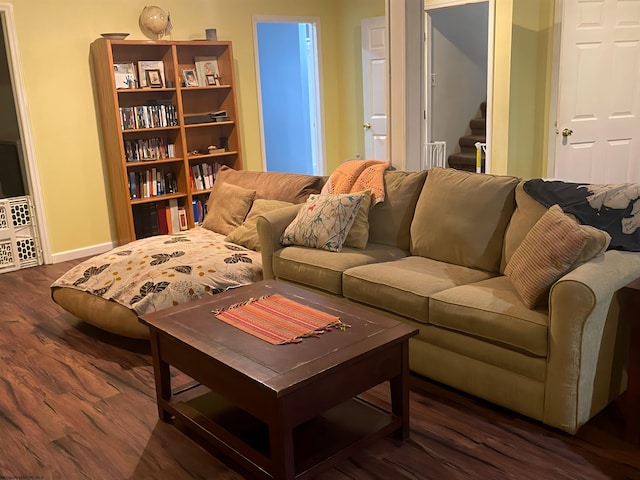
[50,241,115,264]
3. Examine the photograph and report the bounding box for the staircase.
[447,101,486,172]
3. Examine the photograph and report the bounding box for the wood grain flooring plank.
[0,260,638,479]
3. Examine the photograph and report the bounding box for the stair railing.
[423,141,446,170]
[474,142,487,174]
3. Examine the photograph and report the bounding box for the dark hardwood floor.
[1,259,639,479]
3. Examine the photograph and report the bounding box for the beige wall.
[8,0,379,256]
[506,0,554,179]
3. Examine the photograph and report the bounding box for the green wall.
[8,0,381,256]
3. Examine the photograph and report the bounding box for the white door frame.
[252,15,326,175]
[423,0,494,173]
[1,4,50,263]
[546,0,563,178]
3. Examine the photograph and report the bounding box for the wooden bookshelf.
[90,39,243,245]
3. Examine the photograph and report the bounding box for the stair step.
[470,117,486,133]
[458,134,486,148]
[447,152,484,172]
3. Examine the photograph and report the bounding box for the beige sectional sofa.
[257,167,640,434]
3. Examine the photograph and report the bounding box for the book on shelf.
[192,199,205,225]
[124,138,173,162]
[157,204,170,235]
[133,203,160,238]
[178,206,188,231]
[128,167,173,199]
[168,199,180,233]
[119,104,178,130]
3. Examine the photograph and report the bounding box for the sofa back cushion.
[213,166,326,204]
[410,167,519,273]
[368,169,428,251]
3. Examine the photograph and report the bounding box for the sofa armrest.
[256,204,302,280]
[544,250,640,433]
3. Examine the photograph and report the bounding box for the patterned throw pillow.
[505,204,589,308]
[281,193,365,252]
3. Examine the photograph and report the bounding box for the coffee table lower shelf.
[165,383,400,479]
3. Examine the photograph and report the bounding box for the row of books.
[133,199,189,238]
[120,104,178,130]
[192,199,208,224]
[128,168,178,199]
[190,162,221,191]
[124,138,176,162]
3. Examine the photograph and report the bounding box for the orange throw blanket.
[322,159,390,204]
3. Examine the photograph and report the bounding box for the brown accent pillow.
[225,199,293,251]
[505,204,589,309]
[202,182,256,235]
[344,190,372,249]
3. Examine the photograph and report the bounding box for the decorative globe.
[139,6,168,39]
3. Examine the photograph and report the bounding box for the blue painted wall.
[256,22,313,174]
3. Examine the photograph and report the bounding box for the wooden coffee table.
[139,280,418,480]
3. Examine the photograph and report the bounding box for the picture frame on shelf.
[194,56,219,86]
[183,69,199,87]
[205,74,217,86]
[113,62,137,89]
[137,60,166,88]
[145,69,163,88]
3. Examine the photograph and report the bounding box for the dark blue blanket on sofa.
[523,179,640,252]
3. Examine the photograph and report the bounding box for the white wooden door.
[553,0,640,183]
[361,16,388,160]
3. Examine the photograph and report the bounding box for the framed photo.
[145,69,163,88]
[205,74,217,86]
[183,69,199,87]
[113,62,137,89]
[137,60,166,88]
[194,56,219,86]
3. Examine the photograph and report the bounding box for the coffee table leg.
[269,406,295,480]
[390,340,410,440]
[149,330,172,422]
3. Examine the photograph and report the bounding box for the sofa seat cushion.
[343,256,496,324]
[273,243,407,295]
[429,276,549,357]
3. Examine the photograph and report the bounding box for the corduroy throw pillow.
[505,204,589,308]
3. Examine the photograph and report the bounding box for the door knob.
[363,123,371,129]
[562,128,573,137]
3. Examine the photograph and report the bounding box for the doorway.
[424,0,492,172]
[0,4,47,272]
[253,17,324,175]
